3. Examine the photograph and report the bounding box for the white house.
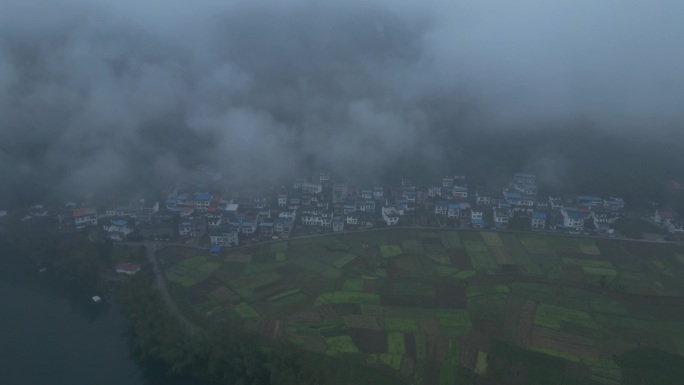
[279,210,297,220]
[475,190,491,206]
[530,212,546,230]
[207,213,223,229]
[300,182,323,194]
[470,208,485,228]
[561,207,586,232]
[428,186,442,198]
[103,219,132,240]
[346,214,359,225]
[493,207,509,227]
[452,185,468,199]
[209,229,239,247]
[434,201,448,216]
[382,206,399,226]
[549,196,563,209]
[302,214,322,226]
[666,220,684,234]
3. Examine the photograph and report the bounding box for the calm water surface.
[0,241,195,385]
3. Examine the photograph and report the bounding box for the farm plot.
[481,232,504,248]
[500,233,542,274]
[534,303,598,330]
[530,327,599,360]
[162,229,684,385]
[439,231,462,248]
[380,245,403,258]
[401,239,424,255]
[465,249,497,271]
[518,236,556,255]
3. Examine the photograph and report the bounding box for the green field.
[161,230,684,385]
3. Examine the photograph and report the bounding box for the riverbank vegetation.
[116,272,405,384]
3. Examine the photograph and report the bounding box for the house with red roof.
[73,207,98,229]
[115,263,140,275]
[654,209,677,225]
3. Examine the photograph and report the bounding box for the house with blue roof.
[258,221,274,238]
[178,217,206,238]
[503,189,535,212]
[240,221,258,235]
[373,186,384,200]
[396,198,410,215]
[178,221,192,237]
[273,217,293,237]
[332,216,345,232]
[343,204,357,214]
[175,193,190,206]
[603,197,625,211]
[447,203,460,218]
[576,195,603,208]
[531,212,547,230]
[191,193,213,211]
[103,219,132,240]
[360,200,376,213]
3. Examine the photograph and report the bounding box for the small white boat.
[91,296,102,303]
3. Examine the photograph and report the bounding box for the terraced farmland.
[159,230,684,385]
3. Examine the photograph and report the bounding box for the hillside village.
[16,167,684,247]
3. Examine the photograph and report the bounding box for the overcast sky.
[1,0,683,202]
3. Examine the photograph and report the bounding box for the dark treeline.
[0,216,107,290]
[117,273,373,385]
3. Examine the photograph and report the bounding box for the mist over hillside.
[1,0,683,205]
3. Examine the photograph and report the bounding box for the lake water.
[0,241,192,385]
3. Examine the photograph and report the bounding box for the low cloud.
[1,0,683,204]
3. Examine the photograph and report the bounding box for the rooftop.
[532,212,547,220]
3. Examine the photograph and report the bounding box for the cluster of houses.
[41,167,684,246]
[431,173,626,234]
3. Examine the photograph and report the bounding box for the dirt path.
[133,242,204,335]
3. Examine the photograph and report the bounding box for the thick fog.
[1,0,683,203]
